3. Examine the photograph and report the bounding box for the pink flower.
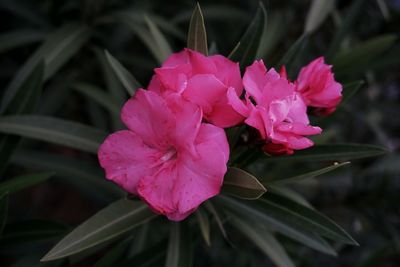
[148,48,244,128]
[98,89,229,221]
[295,57,342,115]
[228,60,322,155]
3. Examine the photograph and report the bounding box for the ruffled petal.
[121,89,174,149]
[243,60,267,102]
[98,130,157,195]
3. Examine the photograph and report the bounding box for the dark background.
[0,0,399,266]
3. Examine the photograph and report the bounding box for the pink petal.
[209,55,243,94]
[98,130,157,195]
[121,89,174,149]
[162,49,190,67]
[187,49,217,74]
[227,87,251,117]
[243,60,268,102]
[207,102,244,128]
[183,74,227,114]
[154,65,190,93]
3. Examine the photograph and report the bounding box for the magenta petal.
[208,102,244,128]
[184,74,227,113]
[243,60,267,102]
[162,50,190,67]
[210,55,243,94]
[121,89,174,149]
[98,130,157,195]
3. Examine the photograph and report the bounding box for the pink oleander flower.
[228,60,322,155]
[295,57,342,116]
[98,89,229,221]
[148,48,244,128]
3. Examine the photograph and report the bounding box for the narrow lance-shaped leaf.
[195,208,210,246]
[269,162,350,185]
[1,24,90,113]
[0,60,44,174]
[261,193,358,244]
[341,80,364,104]
[0,192,8,235]
[72,83,121,115]
[230,215,295,267]
[204,201,228,239]
[0,115,107,154]
[277,33,309,72]
[11,150,124,201]
[41,198,157,261]
[304,0,335,34]
[259,144,388,162]
[326,0,367,60]
[105,50,142,96]
[229,2,267,69]
[165,222,193,267]
[222,167,266,200]
[187,3,208,55]
[217,196,338,255]
[0,172,53,195]
[144,15,173,62]
[0,29,44,54]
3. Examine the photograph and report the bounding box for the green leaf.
[165,222,193,267]
[270,162,350,185]
[230,216,295,267]
[304,0,335,34]
[144,15,173,62]
[222,167,266,200]
[341,80,364,104]
[11,150,123,202]
[333,35,397,76]
[41,199,156,261]
[187,3,208,55]
[72,83,121,115]
[326,0,368,60]
[0,191,8,235]
[229,2,267,69]
[0,172,53,195]
[1,24,90,113]
[195,208,210,246]
[0,220,68,247]
[0,60,44,174]
[204,201,227,239]
[260,144,388,162]
[105,50,141,96]
[278,33,309,70]
[92,239,131,267]
[0,29,44,53]
[263,193,357,244]
[0,115,107,154]
[217,196,338,255]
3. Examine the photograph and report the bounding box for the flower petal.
[98,130,157,195]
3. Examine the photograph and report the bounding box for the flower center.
[160,148,177,162]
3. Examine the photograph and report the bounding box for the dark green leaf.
[222,167,266,200]
[0,60,44,174]
[92,239,131,267]
[187,3,208,55]
[0,29,44,53]
[0,220,68,247]
[204,201,227,239]
[0,172,53,195]
[304,0,335,34]
[270,162,350,185]
[278,33,309,70]
[326,0,368,60]
[0,191,8,235]
[42,199,156,261]
[105,50,141,96]
[259,144,388,162]
[195,208,210,246]
[229,2,267,69]
[230,215,295,267]
[1,24,90,113]
[333,35,397,76]
[0,115,107,154]
[11,150,123,201]
[144,15,173,62]
[72,83,121,115]
[341,80,364,104]
[165,222,193,267]
[262,193,357,244]
[217,196,339,255]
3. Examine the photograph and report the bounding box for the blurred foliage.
[0,0,399,266]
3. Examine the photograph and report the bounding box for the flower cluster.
[98,49,342,221]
